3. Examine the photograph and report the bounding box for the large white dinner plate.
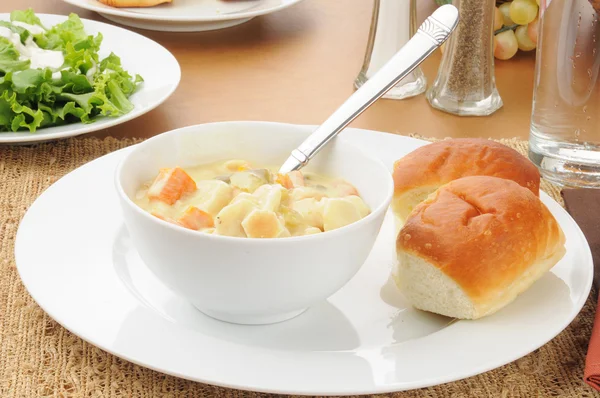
[62,0,304,32]
[15,124,593,395]
[0,14,180,144]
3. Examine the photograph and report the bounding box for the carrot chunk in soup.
[275,173,294,189]
[148,167,197,205]
[178,207,214,230]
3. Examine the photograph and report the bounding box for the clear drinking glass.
[426,0,503,116]
[529,0,600,187]
[355,0,426,100]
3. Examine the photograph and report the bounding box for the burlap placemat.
[0,136,596,398]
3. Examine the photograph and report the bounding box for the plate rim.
[61,0,305,22]
[14,124,595,395]
[0,13,181,144]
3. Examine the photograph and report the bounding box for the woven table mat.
[0,136,597,398]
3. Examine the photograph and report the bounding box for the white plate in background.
[15,125,593,395]
[62,0,304,32]
[0,14,180,144]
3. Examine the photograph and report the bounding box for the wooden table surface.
[1,0,537,140]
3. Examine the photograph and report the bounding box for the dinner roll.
[396,176,565,320]
[392,139,540,224]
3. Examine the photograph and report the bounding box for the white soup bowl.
[115,121,393,324]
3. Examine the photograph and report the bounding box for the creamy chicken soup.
[134,159,371,238]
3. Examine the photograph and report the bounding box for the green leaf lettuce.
[0,9,143,133]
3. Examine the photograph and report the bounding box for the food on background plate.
[134,159,371,238]
[0,9,143,132]
[98,0,173,7]
[396,176,565,320]
[392,138,540,225]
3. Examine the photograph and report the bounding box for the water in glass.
[529,0,600,187]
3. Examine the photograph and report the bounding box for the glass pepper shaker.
[355,0,426,100]
[427,0,503,116]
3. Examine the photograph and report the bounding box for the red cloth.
[585,294,600,390]
[561,189,600,390]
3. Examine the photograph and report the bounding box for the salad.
[0,9,143,133]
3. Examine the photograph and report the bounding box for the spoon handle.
[279,4,459,174]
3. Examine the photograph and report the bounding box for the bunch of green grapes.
[494,0,540,60]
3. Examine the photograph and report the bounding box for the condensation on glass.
[529,0,600,187]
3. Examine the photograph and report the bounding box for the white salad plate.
[62,0,304,32]
[15,124,593,395]
[0,14,180,144]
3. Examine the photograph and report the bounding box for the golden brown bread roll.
[396,176,565,319]
[99,0,172,7]
[392,138,540,224]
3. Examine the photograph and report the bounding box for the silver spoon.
[279,4,459,174]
